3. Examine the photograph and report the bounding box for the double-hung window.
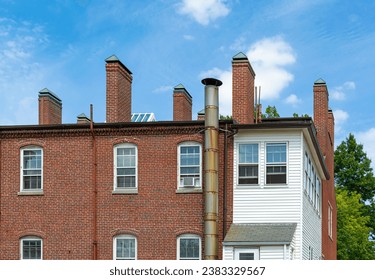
[114,235,137,260]
[266,143,287,184]
[178,143,202,188]
[21,146,43,192]
[20,237,42,260]
[238,143,259,185]
[114,144,137,190]
[177,234,201,260]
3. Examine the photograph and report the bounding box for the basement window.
[177,234,201,260]
[20,236,42,260]
[266,143,287,184]
[113,235,137,260]
[20,146,43,193]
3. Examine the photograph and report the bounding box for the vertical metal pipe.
[202,78,222,260]
[90,104,98,260]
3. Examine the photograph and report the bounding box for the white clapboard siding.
[233,129,304,259]
[259,246,286,260]
[222,246,234,260]
[301,141,322,259]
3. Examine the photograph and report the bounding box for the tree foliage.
[334,133,375,202]
[336,189,375,259]
[262,105,280,118]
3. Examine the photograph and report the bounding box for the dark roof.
[223,223,297,245]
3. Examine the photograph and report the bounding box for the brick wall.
[313,80,337,259]
[0,124,233,260]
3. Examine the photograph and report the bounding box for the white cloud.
[183,34,195,41]
[178,0,230,26]
[199,68,232,116]
[331,81,356,101]
[0,18,48,125]
[152,85,173,93]
[246,36,296,100]
[200,36,296,116]
[357,128,375,169]
[333,109,349,134]
[285,94,301,106]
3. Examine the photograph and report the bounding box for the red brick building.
[0,54,336,260]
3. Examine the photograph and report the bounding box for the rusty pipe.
[202,78,222,260]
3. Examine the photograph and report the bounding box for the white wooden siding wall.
[233,130,303,259]
[302,140,322,259]
[222,245,286,260]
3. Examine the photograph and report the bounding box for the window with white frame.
[266,143,287,184]
[178,143,202,188]
[304,151,322,213]
[238,143,259,185]
[234,248,260,260]
[177,234,201,260]
[21,146,43,191]
[114,144,137,190]
[328,204,333,239]
[20,236,42,260]
[113,235,137,260]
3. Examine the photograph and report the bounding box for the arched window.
[177,234,201,260]
[20,236,43,260]
[113,235,137,260]
[20,146,43,192]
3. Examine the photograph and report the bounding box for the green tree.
[262,105,280,118]
[334,133,375,202]
[336,189,375,259]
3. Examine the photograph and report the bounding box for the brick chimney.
[232,52,256,124]
[313,78,329,154]
[173,84,192,121]
[313,78,337,259]
[105,55,132,123]
[38,88,62,125]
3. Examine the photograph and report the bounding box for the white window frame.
[20,146,43,192]
[113,235,137,260]
[114,144,138,192]
[177,142,202,189]
[328,203,333,239]
[20,236,43,260]
[265,142,288,185]
[177,234,201,260]
[234,248,260,260]
[237,143,259,186]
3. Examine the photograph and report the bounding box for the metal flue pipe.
[202,78,222,260]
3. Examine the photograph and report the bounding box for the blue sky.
[1,0,375,165]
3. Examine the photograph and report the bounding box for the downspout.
[202,78,222,260]
[90,104,98,260]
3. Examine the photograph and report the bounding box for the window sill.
[18,190,44,196]
[112,189,138,195]
[176,188,203,194]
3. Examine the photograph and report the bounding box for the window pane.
[266,166,287,184]
[116,238,135,260]
[180,238,199,260]
[238,165,258,185]
[117,176,136,188]
[266,143,286,163]
[239,253,255,260]
[180,166,200,175]
[22,240,41,259]
[239,144,258,163]
[117,168,136,176]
